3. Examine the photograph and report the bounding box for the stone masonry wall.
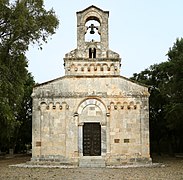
[32,76,151,165]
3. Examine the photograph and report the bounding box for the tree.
[13,73,35,153]
[164,38,183,153]
[0,0,59,151]
[131,38,183,154]
[132,64,169,154]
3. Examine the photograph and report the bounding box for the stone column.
[106,112,111,155]
[78,122,84,156]
[101,125,107,156]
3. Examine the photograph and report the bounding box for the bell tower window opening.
[89,48,96,58]
[85,20,100,42]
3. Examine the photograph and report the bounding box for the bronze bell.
[90,24,95,34]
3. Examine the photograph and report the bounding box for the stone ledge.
[106,163,165,168]
[9,163,164,169]
[9,163,77,169]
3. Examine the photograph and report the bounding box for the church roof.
[33,75,148,89]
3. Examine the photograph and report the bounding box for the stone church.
[32,5,152,167]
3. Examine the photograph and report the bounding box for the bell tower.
[76,5,109,57]
[64,5,121,76]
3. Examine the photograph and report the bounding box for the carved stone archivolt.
[77,98,107,125]
[77,98,106,114]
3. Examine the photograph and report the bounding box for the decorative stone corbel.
[107,105,111,110]
[100,120,107,126]
[78,122,84,126]
[74,112,79,117]
[46,105,49,110]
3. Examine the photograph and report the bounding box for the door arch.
[77,98,107,156]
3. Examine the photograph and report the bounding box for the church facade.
[31,6,152,167]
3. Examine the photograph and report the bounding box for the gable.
[32,76,149,98]
[76,5,109,15]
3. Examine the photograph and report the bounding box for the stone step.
[79,157,106,168]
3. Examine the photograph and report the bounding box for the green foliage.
[14,73,35,152]
[0,0,59,151]
[131,38,183,154]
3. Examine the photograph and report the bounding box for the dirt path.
[0,155,183,180]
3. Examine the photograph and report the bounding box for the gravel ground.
[0,155,183,180]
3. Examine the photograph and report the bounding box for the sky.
[27,0,183,83]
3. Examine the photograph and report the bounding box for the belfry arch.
[77,6,109,54]
[85,20,100,42]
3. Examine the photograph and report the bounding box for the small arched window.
[89,48,96,58]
